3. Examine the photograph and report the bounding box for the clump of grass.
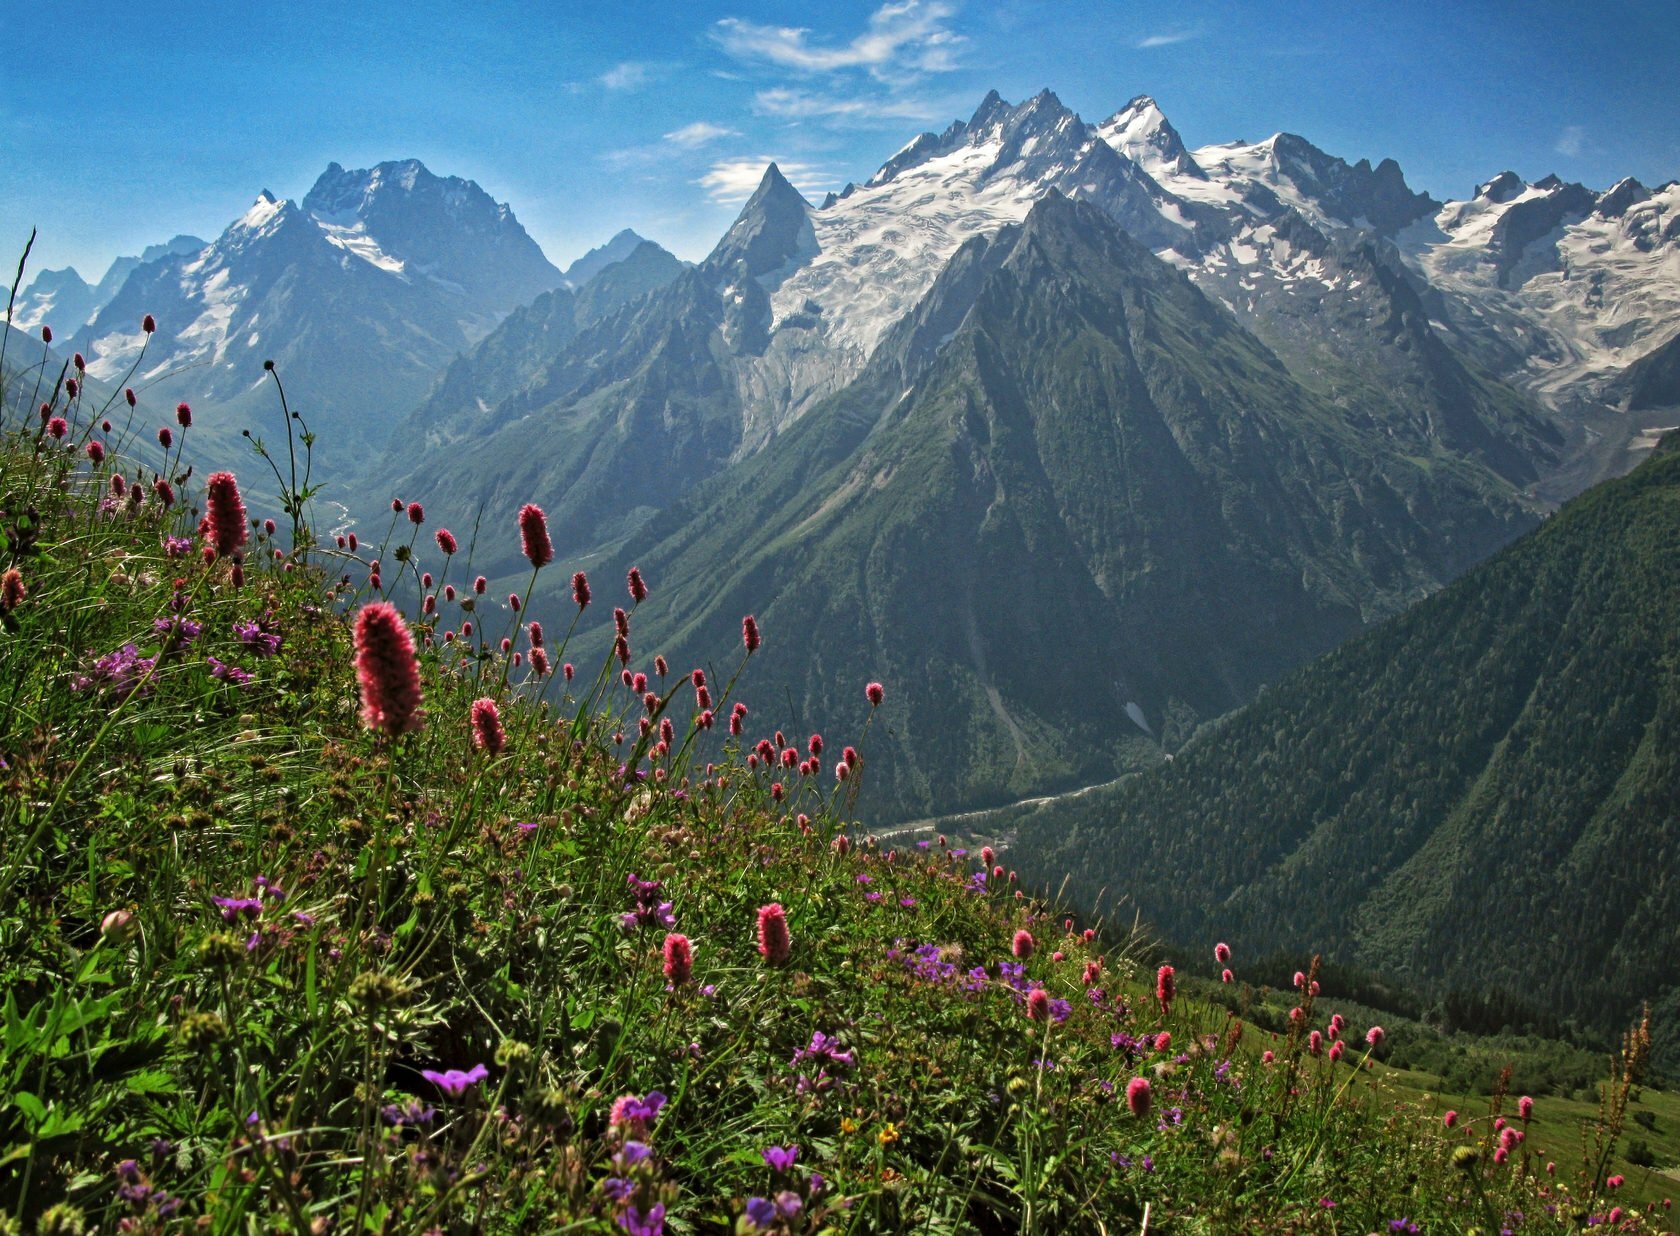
[0,324,1673,1232]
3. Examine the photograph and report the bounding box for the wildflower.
[41,324,53,342]
[175,402,191,428]
[0,569,24,614]
[762,1144,798,1173]
[1607,1174,1624,1189]
[1156,964,1176,1014]
[627,566,648,603]
[1012,929,1035,959]
[517,502,553,567]
[101,909,139,944]
[125,387,136,407]
[1215,941,1231,963]
[1443,1109,1459,1129]
[530,647,551,677]
[742,614,761,653]
[619,1204,665,1236]
[744,1198,776,1231]
[471,697,506,755]
[1329,1040,1344,1063]
[353,602,423,736]
[564,662,575,680]
[204,473,248,557]
[206,657,253,687]
[47,416,68,440]
[663,933,693,984]
[86,439,105,464]
[142,313,156,333]
[757,903,791,965]
[1518,1095,1534,1120]
[1309,1030,1323,1056]
[1126,1076,1152,1118]
[1365,1025,1385,1049]
[1026,988,1051,1020]
[435,527,457,555]
[69,644,156,701]
[608,1091,667,1139]
[473,574,487,594]
[1222,968,1233,982]
[1154,1031,1171,1051]
[420,1063,489,1098]
[866,681,884,706]
[877,1122,899,1145]
[233,620,281,658]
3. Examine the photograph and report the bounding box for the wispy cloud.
[754,87,943,124]
[599,61,652,91]
[1555,124,1586,158]
[712,2,965,82]
[663,121,740,148]
[1136,30,1198,48]
[698,157,831,204]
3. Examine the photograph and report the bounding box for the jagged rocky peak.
[1476,171,1528,203]
[560,228,650,287]
[1098,94,1205,179]
[1596,177,1650,218]
[704,163,815,281]
[867,89,1086,190]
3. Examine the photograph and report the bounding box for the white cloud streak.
[754,87,943,123]
[712,2,964,81]
[1136,30,1197,48]
[698,157,831,204]
[663,121,740,148]
[599,62,652,91]
[1555,125,1586,158]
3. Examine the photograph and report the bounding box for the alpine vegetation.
[0,283,1668,1231]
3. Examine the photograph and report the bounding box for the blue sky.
[5,0,1678,283]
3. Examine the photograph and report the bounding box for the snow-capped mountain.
[69,161,561,472]
[1398,174,1680,411]
[11,236,206,335]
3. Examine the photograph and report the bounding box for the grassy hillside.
[1009,436,1680,1070]
[0,374,1668,1231]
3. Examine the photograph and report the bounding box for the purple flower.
[792,1031,855,1069]
[775,1192,803,1220]
[233,619,282,658]
[69,644,156,700]
[603,1177,634,1202]
[762,1144,799,1173]
[420,1063,489,1097]
[744,1198,776,1230]
[207,656,253,687]
[153,616,203,651]
[381,1100,436,1127]
[618,1204,665,1236]
[211,896,262,923]
[617,1141,652,1168]
[163,536,192,559]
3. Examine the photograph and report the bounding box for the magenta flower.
[420,1063,489,1097]
[518,502,553,568]
[354,602,423,736]
[756,903,790,965]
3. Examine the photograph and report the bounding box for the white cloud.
[599,62,652,91]
[754,87,942,124]
[1555,125,1586,158]
[663,121,740,148]
[1137,30,1197,48]
[712,2,964,81]
[698,157,831,204]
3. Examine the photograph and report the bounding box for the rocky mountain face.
[590,193,1539,818]
[65,161,561,474]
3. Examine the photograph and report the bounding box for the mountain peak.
[1476,171,1527,203]
[560,228,652,287]
[705,163,815,281]
[1098,93,1204,180]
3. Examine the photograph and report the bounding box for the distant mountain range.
[9,90,1678,827]
[1005,433,1680,1066]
